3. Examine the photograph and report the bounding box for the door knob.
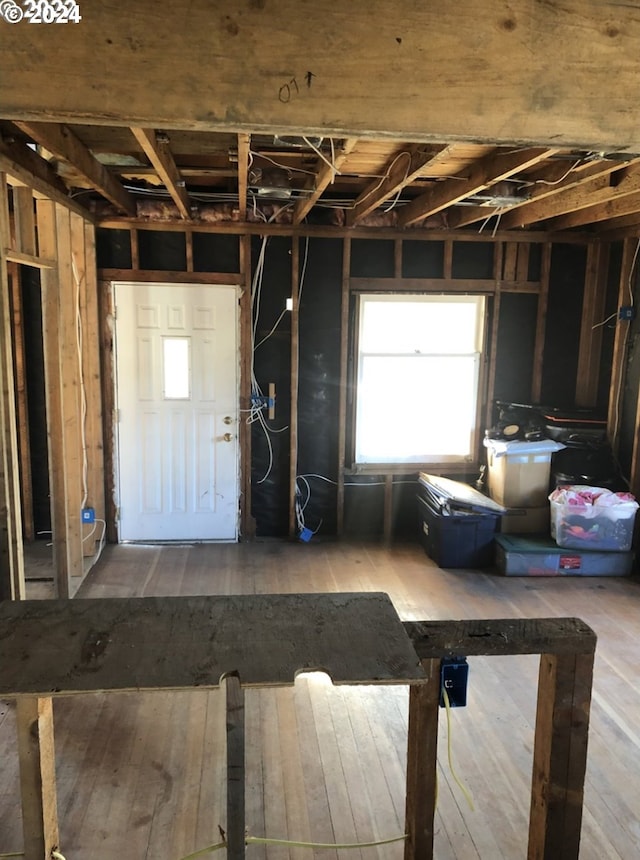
[223,432,233,442]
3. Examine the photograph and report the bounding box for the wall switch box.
[82,507,95,524]
[619,306,636,321]
[440,657,469,708]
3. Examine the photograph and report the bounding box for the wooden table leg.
[404,659,440,860]
[225,675,245,860]
[16,696,59,860]
[528,651,595,860]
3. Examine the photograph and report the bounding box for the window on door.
[353,294,486,465]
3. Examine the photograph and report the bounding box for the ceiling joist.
[130,127,192,220]
[397,148,559,227]
[14,121,136,216]
[236,133,250,221]
[292,139,359,225]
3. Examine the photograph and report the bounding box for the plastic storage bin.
[549,485,639,551]
[495,534,634,576]
[485,439,565,507]
[417,475,503,568]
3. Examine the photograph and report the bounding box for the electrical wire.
[611,236,640,458]
[303,135,340,179]
[71,255,89,509]
[441,687,475,811]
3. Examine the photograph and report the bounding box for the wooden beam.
[239,235,254,539]
[4,249,55,269]
[454,156,640,230]
[293,138,358,225]
[404,660,439,860]
[504,164,640,229]
[607,238,635,455]
[347,144,452,226]
[289,238,299,538]
[16,697,59,860]
[225,675,246,860]
[531,243,552,403]
[13,186,36,255]
[130,127,192,220]
[336,237,350,536]
[0,174,25,600]
[15,121,136,216]
[0,137,92,220]
[4,2,640,151]
[236,133,250,221]
[398,148,558,226]
[550,189,640,230]
[528,652,595,860]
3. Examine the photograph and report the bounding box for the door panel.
[114,282,239,541]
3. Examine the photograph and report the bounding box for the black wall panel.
[401,241,445,278]
[138,231,186,271]
[250,236,293,536]
[452,241,494,279]
[96,228,132,269]
[296,238,342,535]
[540,244,587,406]
[493,293,538,405]
[350,239,395,277]
[192,232,240,272]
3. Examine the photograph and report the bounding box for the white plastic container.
[549,485,639,551]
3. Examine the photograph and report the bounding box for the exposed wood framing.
[8,260,34,541]
[531,243,552,404]
[16,696,59,860]
[239,235,254,539]
[292,138,358,225]
[13,186,37,255]
[575,242,609,407]
[404,660,439,860]
[225,674,246,860]
[336,237,351,535]
[98,268,243,285]
[4,249,55,269]
[130,127,192,220]
[4,2,640,152]
[398,149,557,227]
[236,134,250,222]
[289,238,300,538]
[347,144,451,227]
[15,122,136,216]
[349,277,540,294]
[607,238,636,455]
[98,278,118,544]
[0,175,25,599]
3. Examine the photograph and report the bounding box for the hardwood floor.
[2,538,640,859]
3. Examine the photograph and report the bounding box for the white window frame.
[353,294,486,466]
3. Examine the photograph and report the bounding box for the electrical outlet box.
[299,526,313,542]
[619,306,636,321]
[250,394,270,408]
[82,507,95,524]
[440,657,469,708]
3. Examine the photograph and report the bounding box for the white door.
[114,282,239,541]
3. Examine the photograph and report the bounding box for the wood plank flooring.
[2,538,640,859]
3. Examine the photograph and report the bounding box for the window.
[162,336,191,399]
[354,294,485,465]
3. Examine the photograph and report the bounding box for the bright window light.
[163,337,191,399]
[355,295,485,464]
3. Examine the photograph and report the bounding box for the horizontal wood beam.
[15,122,136,216]
[3,2,640,151]
[549,188,640,230]
[99,268,243,284]
[4,249,56,269]
[405,617,597,658]
[130,127,192,220]
[350,277,541,294]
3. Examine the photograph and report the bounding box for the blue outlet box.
[82,507,95,524]
[440,657,469,708]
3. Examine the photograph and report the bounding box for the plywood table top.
[0,592,425,696]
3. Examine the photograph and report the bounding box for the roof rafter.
[397,147,559,227]
[292,138,358,225]
[130,127,192,220]
[548,187,640,230]
[14,121,136,216]
[0,134,92,220]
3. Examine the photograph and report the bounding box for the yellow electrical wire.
[441,686,475,812]
[0,853,24,858]
[246,834,407,849]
